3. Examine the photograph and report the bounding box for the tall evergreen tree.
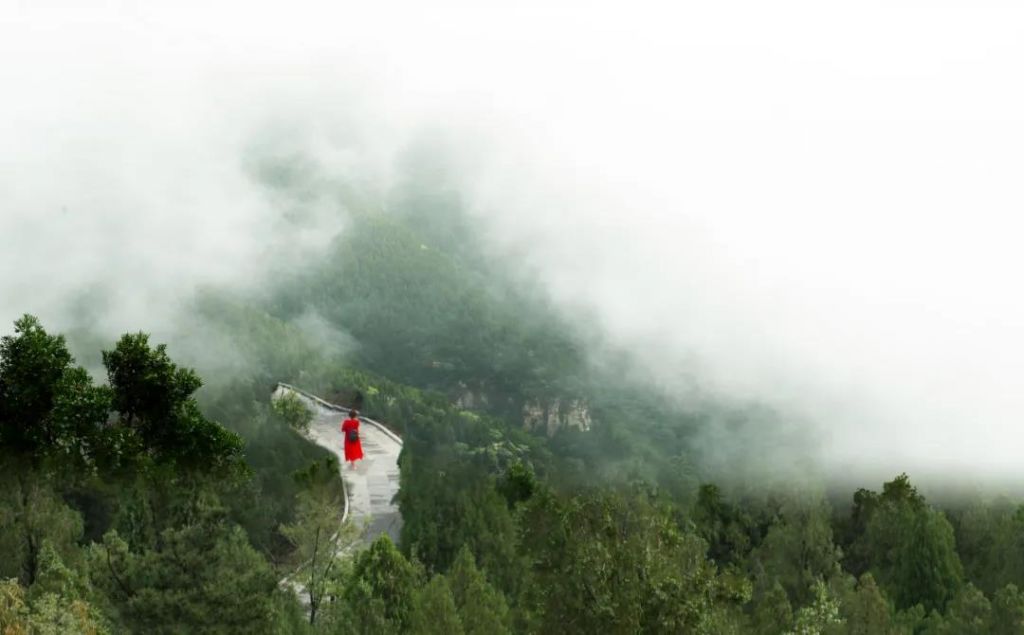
[408,574,463,635]
[447,546,510,635]
[340,535,422,632]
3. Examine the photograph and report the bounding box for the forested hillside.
[4,166,1024,634]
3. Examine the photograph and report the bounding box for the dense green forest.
[4,158,1024,634]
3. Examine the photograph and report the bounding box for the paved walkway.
[274,383,403,545]
[273,384,402,618]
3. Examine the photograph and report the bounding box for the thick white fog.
[2,2,1023,480]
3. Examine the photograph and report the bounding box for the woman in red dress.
[341,409,364,468]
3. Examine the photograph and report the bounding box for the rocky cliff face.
[522,398,592,436]
[452,385,591,436]
[454,388,488,410]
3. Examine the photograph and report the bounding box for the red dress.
[341,417,364,462]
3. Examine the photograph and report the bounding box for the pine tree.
[408,574,463,635]
[838,573,898,635]
[991,584,1024,635]
[341,535,422,631]
[447,546,510,635]
[752,581,793,634]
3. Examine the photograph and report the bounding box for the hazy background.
[3,1,1023,482]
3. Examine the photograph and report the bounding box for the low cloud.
[3,2,1023,485]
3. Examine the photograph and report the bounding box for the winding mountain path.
[273,383,403,544]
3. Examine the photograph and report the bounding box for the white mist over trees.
[2,1,1024,482]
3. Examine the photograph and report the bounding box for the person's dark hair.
[348,409,358,418]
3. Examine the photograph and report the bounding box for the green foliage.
[786,580,843,634]
[0,316,244,478]
[0,579,28,635]
[496,460,538,510]
[273,392,314,433]
[280,459,354,626]
[89,518,278,634]
[0,576,107,635]
[0,315,111,468]
[752,581,794,634]
[519,486,750,634]
[990,584,1024,635]
[847,475,963,613]
[103,332,245,474]
[192,290,334,387]
[447,546,511,635]
[30,542,88,602]
[691,483,761,567]
[830,573,899,635]
[949,501,1024,597]
[398,453,521,594]
[202,386,341,559]
[339,535,422,631]
[27,543,109,634]
[408,574,463,635]
[267,210,588,422]
[0,316,75,456]
[11,174,1024,635]
[0,471,83,586]
[751,497,842,606]
[937,583,991,634]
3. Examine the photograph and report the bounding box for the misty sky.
[2,1,1023,480]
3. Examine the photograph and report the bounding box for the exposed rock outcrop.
[523,398,591,436]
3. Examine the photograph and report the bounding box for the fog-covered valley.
[2,3,1024,633]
